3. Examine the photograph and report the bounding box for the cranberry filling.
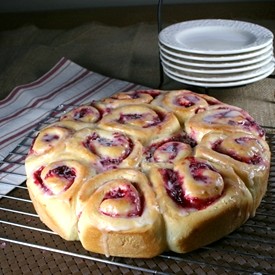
[100,184,144,217]
[72,107,94,120]
[212,137,263,165]
[188,157,217,182]
[28,139,36,155]
[175,94,200,107]
[161,159,219,210]
[144,134,196,162]
[143,117,162,128]
[42,134,60,142]
[161,169,185,207]
[117,113,143,124]
[83,132,133,169]
[33,167,52,195]
[204,107,265,137]
[117,111,163,128]
[45,165,76,189]
[100,157,125,168]
[33,165,76,195]
[158,142,180,159]
[228,117,265,137]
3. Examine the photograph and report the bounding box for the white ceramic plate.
[162,60,274,82]
[159,41,273,62]
[160,54,274,74]
[159,19,274,55]
[163,66,274,88]
[160,48,274,68]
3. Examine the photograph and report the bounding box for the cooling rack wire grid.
[1,104,274,275]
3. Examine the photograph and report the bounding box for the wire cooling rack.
[0,104,275,275]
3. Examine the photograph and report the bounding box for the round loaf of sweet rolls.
[25,89,271,258]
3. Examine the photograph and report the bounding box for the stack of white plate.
[159,19,274,88]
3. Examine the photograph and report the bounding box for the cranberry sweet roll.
[60,105,102,123]
[195,132,271,213]
[68,128,143,172]
[98,104,181,145]
[26,160,94,240]
[29,125,72,156]
[77,168,166,258]
[185,104,265,143]
[149,157,253,253]
[151,90,221,125]
[94,89,162,111]
[142,133,195,172]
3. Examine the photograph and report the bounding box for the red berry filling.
[175,94,200,107]
[42,134,60,142]
[112,90,160,100]
[45,166,76,189]
[212,137,263,165]
[83,132,133,169]
[33,166,52,194]
[72,107,94,120]
[161,168,185,206]
[203,107,265,137]
[144,134,196,162]
[156,142,182,161]
[118,113,143,123]
[33,165,76,195]
[188,157,217,183]
[100,184,143,217]
[117,111,164,128]
[228,117,265,137]
[161,159,220,210]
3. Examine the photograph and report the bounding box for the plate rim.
[163,66,275,88]
[162,60,275,82]
[159,42,273,62]
[160,47,274,68]
[159,19,274,55]
[160,55,274,74]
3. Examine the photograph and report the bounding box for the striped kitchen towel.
[0,57,147,196]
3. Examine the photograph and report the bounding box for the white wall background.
[0,0,273,13]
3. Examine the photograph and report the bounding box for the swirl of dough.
[149,157,253,253]
[151,90,221,124]
[98,104,181,145]
[30,125,72,155]
[185,104,265,142]
[95,89,162,110]
[141,133,194,171]
[60,105,102,123]
[27,160,93,241]
[195,132,271,212]
[178,157,224,201]
[164,157,224,209]
[26,121,97,176]
[31,160,90,196]
[77,168,166,258]
[69,127,143,172]
[153,142,192,163]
